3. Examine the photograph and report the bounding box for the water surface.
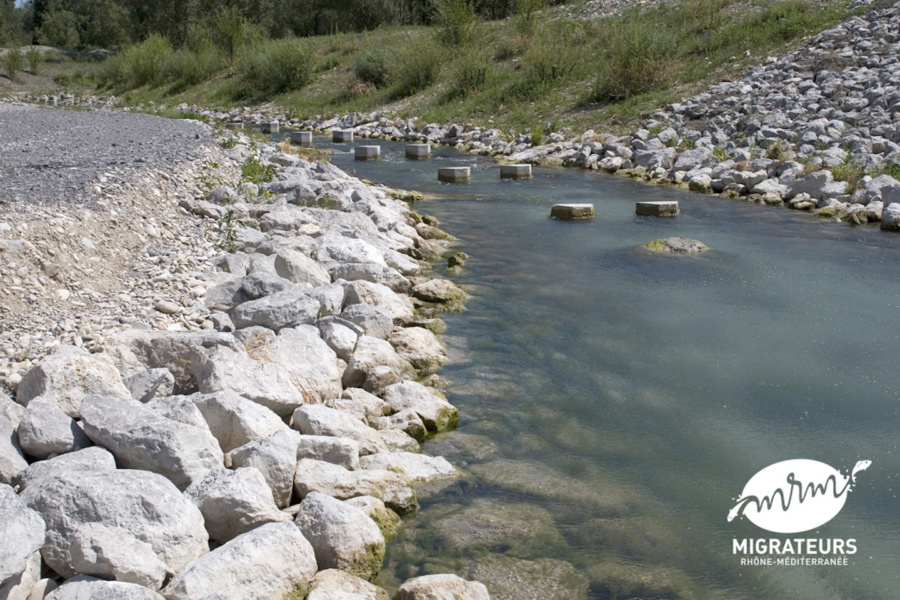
[319,136,900,599]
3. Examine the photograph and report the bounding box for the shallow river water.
[309,136,899,599]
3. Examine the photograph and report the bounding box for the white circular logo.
[727,459,870,534]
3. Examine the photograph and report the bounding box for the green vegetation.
[25,46,41,75]
[241,151,278,184]
[832,158,864,193]
[2,47,24,82]
[5,0,862,137]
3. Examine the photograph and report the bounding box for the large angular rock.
[227,429,302,509]
[787,170,835,200]
[300,281,347,315]
[342,336,416,391]
[163,521,317,600]
[184,467,290,545]
[341,304,394,340]
[124,368,175,402]
[632,147,676,171]
[191,391,287,453]
[344,280,415,323]
[45,576,166,600]
[1,396,25,427]
[0,484,46,584]
[880,201,900,231]
[241,325,343,405]
[332,388,390,423]
[306,569,389,600]
[16,346,130,417]
[240,272,295,300]
[395,574,490,600]
[389,328,447,375]
[295,491,385,580]
[190,343,306,417]
[21,469,208,578]
[231,289,320,331]
[330,263,411,294]
[69,523,168,590]
[372,409,426,442]
[144,396,210,431]
[294,458,417,515]
[296,435,360,470]
[672,147,712,172]
[16,396,91,459]
[344,496,404,542]
[80,395,223,490]
[318,316,364,361]
[0,416,27,486]
[358,452,458,486]
[291,405,386,456]
[274,247,331,287]
[13,446,116,491]
[410,279,469,312]
[317,233,388,269]
[382,382,459,432]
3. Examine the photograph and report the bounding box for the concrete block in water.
[550,204,594,220]
[635,201,679,217]
[438,167,470,183]
[290,131,313,146]
[355,145,381,161]
[225,122,243,131]
[261,121,279,134]
[406,144,431,160]
[500,164,532,180]
[333,130,354,143]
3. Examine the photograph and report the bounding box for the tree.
[36,7,78,48]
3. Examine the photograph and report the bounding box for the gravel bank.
[0,104,215,206]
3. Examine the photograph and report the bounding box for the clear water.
[307,135,900,599]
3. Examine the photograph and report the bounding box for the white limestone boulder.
[306,569,389,600]
[358,452,458,486]
[0,415,27,486]
[291,404,386,456]
[231,289,320,331]
[184,467,290,545]
[382,382,459,432]
[343,280,415,323]
[388,328,447,375]
[295,491,385,580]
[294,458,417,515]
[46,576,166,600]
[69,523,168,590]
[163,521,317,600]
[80,395,223,490]
[21,469,208,579]
[16,396,91,459]
[296,435,360,471]
[227,429,302,509]
[342,336,416,391]
[16,346,130,417]
[395,574,490,600]
[191,391,288,453]
[13,446,116,491]
[0,484,46,585]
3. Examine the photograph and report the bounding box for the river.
[305,135,900,599]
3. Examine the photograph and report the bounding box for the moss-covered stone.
[643,237,708,254]
[588,562,699,600]
[467,555,589,600]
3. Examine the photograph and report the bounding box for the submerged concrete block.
[333,130,354,143]
[438,167,470,183]
[635,201,679,217]
[290,131,313,146]
[405,144,431,160]
[550,204,594,220]
[500,164,532,180]
[355,146,381,161]
[261,121,279,134]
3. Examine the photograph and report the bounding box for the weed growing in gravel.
[3,48,25,83]
[209,210,249,253]
[832,158,864,193]
[241,150,277,184]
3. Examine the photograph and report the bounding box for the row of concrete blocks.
[551,201,679,221]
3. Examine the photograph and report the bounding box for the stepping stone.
[333,130,354,143]
[355,146,381,161]
[500,165,532,180]
[290,131,313,146]
[406,144,431,160]
[635,201,679,217]
[438,167,470,183]
[550,204,594,220]
[261,121,279,134]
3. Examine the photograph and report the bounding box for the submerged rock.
[465,556,587,600]
[396,574,490,600]
[643,237,708,254]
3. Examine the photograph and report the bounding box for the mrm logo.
[727,459,870,534]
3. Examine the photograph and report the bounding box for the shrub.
[167,44,224,88]
[25,47,41,75]
[354,49,391,88]
[514,0,545,33]
[593,8,680,100]
[237,38,315,97]
[512,25,578,98]
[389,39,442,99]
[832,159,864,194]
[766,139,786,160]
[433,0,478,46]
[448,49,490,98]
[241,152,277,184]
[100,34,174,88]
[3,48,24,83]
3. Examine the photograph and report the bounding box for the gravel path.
[0,105,215,206]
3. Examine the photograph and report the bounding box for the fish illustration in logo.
[727,459,871,534]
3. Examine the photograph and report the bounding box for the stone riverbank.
[1,112,489,600]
